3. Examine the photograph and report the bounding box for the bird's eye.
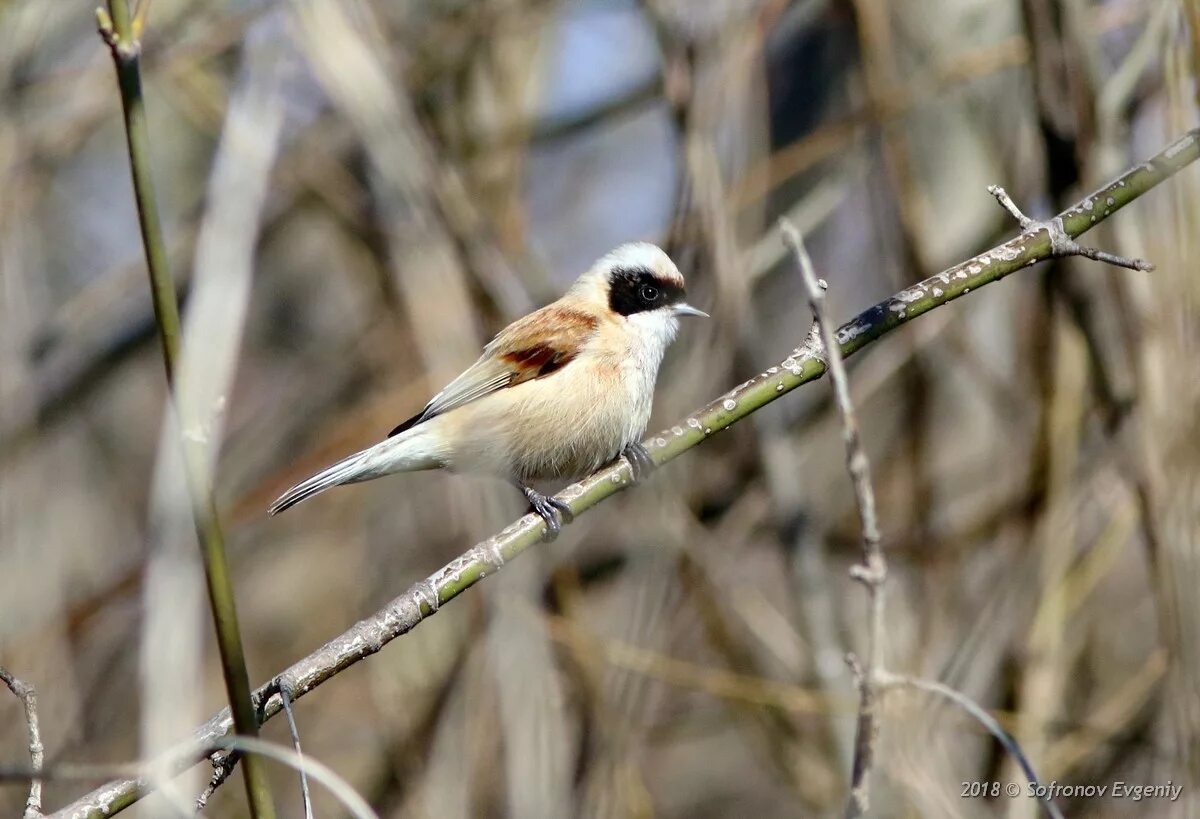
[639,285,660,302]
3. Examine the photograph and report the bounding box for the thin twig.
[278,679,314,819]
[779,224,886,818]
[877,672,1065,819]
[988,184,1037,230]
[94,2,275,817]
[195,752,237,812]
[781,221,1070,818]
[1,667,44,819]
[53,128,1200,819]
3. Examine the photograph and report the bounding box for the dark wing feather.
[387,304,598,437]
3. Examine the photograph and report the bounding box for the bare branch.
[1,667,45,819]
[779,224,886,818]
[53,128,1200,819]
[987,184,1037,230]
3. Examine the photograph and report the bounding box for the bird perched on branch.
[269,242,707,536]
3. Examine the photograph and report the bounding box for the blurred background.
[1,0,1198,816]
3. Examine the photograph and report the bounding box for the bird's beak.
[672,303,709,319]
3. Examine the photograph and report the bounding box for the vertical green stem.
[100,2,275,816]
[105,0,180,375]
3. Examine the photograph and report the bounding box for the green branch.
[95,2,275,817]
[55,129,1198,818]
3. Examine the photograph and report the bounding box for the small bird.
[268,242,707,535]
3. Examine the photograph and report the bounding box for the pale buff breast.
[432,351,650,483]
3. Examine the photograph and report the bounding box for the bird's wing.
[387,303,599,437]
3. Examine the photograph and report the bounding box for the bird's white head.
[571,242,707,358]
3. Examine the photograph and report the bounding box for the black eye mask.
[608,266,686,316]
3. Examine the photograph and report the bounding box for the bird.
[268,242,707,536]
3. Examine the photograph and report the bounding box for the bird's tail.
[268,426,442,516]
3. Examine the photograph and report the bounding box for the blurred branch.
[676,550,835,804]
[4,736,377,819]
[541,607,839,715]
[733,2,1152,211]
[779,223,885,818]
[0,667,44,819]
[1187,1,1200,109]
[54,129,1200,819]
[466,73,663,155]
[94,3,274,817]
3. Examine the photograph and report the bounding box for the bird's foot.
[622,442,656,483]
[520,484,573,540]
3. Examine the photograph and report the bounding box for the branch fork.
[94,10,138,61]
[987,185,1153,271]
[96,0,152,60]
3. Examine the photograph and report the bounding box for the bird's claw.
[546,495,574,525]
[623,442,656,483]
[521,485,573,540]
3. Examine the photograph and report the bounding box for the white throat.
[624,308,679,373]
